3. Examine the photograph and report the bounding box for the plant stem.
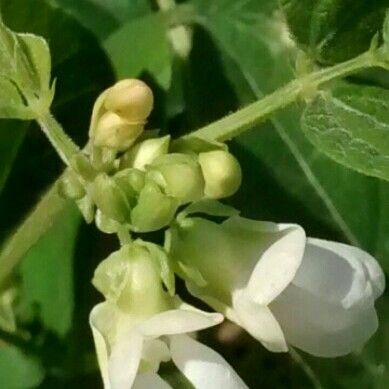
[185,50,383,142]
[36,112,80,166]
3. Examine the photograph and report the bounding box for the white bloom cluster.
[86,79,385,389]
[90,214,384,388]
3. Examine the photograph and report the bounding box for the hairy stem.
[36,112,80,166]
[185,49,384,142]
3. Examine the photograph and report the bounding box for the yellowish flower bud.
[121,135,170,171]
[104,79,154,123]
[198,150,242,199]
[93,111,143,151]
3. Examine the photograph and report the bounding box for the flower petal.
[140,305,223,337]
[142,339,170,373]
[307,238,385,301]
[232,291,287,352]
[90,303,113,389]
[243,223,306,305]
[108,329,143,389]
[133,373,172,389]
[170,334,248,389]
[271,283,378,357]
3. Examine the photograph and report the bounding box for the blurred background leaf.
[280,0,388,64]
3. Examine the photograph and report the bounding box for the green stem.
[117,228,132,246]
[185,50,383,142]
[36,112,80,166]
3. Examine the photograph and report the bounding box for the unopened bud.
[149,153,204,204]
[121,135,170,171]
[92,243,167,314]
[104,79,154,123]
[89,173,131,223]
[93,111,143,151]
[113,168,145,207]
[198,150,242,199]
[131,182,178,232]
[57,172,85,200]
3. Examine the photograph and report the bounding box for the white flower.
[90,242,247,388]
[90,300,247,389]
[169,215,385,357]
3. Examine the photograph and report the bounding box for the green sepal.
[89,173,131,223]
[89,145,117,173]
[131,181,178,232]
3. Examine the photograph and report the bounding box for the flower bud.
[92,243,168,315]
[198,150,242,199]
[131,181,178,232]
[113,168,145,208]
[57,172,85,200]
[148,154,204,204]
[121,135,170,171]
[89,173,131,223]
[92,111,143,151]
[104,79,154,123]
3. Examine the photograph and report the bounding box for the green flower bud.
[57,172,85,200]
[95,210,122,234]
[113,168,145,208]
[92,243,168,315]
[120,135,170,171]
[198,150,242,199]
[89,173,131,223]
[92,111,144,151]
[131,181,178,232]
[148,154,204,204]
[104,79,154,123]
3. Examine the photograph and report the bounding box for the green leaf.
[280,0,388,64]
[302,83,389,182]
[0,345,44,388]
[54,0,152,39]
[0,18,53,116]
[103,13,172,88]
[20,203,81,337]
[0,121,27,194]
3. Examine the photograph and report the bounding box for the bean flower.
[90,242,247,388]
[168,215,385,357]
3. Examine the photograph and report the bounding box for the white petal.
[170,334,248,389]
[142,339,170,373]
[308,238,385,300]
[140,307,223,337]
[133,373,172,389]
[108,329,143,389]
[271,283,378,357]
[90,303,114,389]
[232,291,287,352]
[245,224,306,305]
